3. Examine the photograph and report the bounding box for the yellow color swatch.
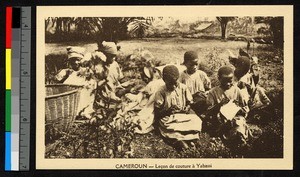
[6,49,11,90]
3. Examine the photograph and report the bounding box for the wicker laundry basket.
[45,84,83,132]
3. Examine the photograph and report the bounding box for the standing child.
[179,51,211,116]
[154,65,202,150]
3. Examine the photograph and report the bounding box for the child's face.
[164,78,179,91]
[251,64,260,76]
[185,59,198,74]
[219,73,234,90]
[69,58,81,71]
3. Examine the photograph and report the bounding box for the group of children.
[55,44,271,151]
[55,41,133,119]
[152,50,271,150]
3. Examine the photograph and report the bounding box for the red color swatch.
[6,7,12,48]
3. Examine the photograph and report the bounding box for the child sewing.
[179,51,211,116]
[97,41,135,98]
[205,66,249,145]
[154,65,202,150]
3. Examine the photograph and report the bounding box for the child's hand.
[183,105,191,114]
[220,97,230,105]
[237,81,246,89]
[170,105,180,114]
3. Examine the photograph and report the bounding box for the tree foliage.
[45,17,153,43]
[254,17,283,49]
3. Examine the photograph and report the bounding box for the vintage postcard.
[36,5,293,169]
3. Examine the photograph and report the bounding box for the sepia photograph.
[36,6,293,169]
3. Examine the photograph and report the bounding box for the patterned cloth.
[154,83,202,141]
[179,70,211,95]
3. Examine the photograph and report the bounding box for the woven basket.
[45,84,83,132]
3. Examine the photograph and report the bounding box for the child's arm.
[203,73,212,91]
[55,69,71,83]
[205,93,229,116]
[154,90,168,117]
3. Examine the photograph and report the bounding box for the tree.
[129,18,152,38]
[254,17,283,49]
[216,17,236,39]
[45,17,155,43]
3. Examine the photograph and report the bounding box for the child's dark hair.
[163,65,179,81]
[183,51,198,64]
[218,66,234,77]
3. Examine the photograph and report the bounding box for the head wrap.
[66,46,85,60]
[141,50,155,61]
[98,41,118,56]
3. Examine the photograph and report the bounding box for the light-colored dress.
[179,70,211,95]
[238,72,256,103]
[154,83,202,141]
[107,61,124,90]
[56,68,96,118]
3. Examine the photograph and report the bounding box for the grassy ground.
[45,37,283,158]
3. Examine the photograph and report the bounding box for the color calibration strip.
[5,6,31,171]
[5,6,13,171]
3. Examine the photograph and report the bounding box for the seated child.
[248,64,271,110]
[205,66,249,145]
[245,64,272,123]
[234,56,253,104]
[179,51,211,116]
[55,46,97,119]
[154,65,202,150]
[97,41,135,98]
[234,56,271,113]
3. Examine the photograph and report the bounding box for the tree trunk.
[221,23,227,39]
